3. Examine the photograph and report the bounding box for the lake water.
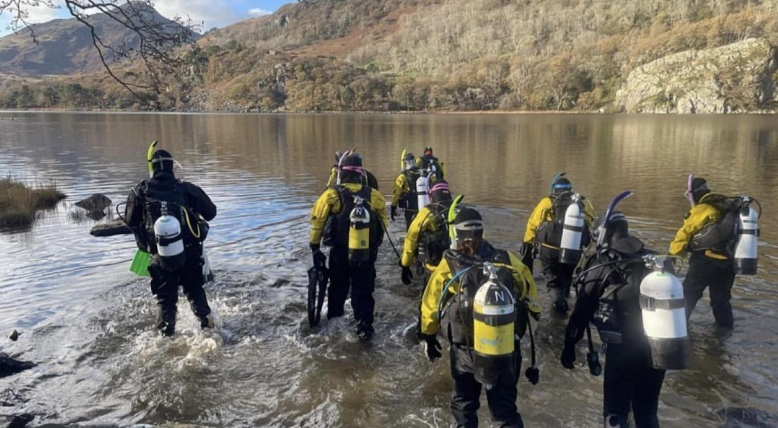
[0,112,777,427]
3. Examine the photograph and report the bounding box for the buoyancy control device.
[639,256,690,370]
[349,196,371,265]
[154,201,186,270]
[473,262,516,385]
[560,193,585,264]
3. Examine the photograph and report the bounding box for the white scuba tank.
[416,175,429,209]
[735,199,759,275]
[639,260,690,370]
[154,202,186,269]
[559,194,584,265]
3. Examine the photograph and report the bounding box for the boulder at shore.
[90,220,131,237]
[75,194,112,212]
[617,38,777,113]
[0,353,35,378]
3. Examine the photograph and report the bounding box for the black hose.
[378,214,402,261]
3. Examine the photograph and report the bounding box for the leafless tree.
[0,0,201,107]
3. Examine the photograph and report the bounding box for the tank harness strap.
[564,224,585,233]
[639,295,686,311]
[437,266,472,321]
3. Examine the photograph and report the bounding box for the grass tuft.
[0,178,66,228]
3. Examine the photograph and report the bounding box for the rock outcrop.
[617,38,778,113]
[0,353,35,378]
[74,194,112,212]
[90,220,131,237]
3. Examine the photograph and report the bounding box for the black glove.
[561,345,576,369]
[521,242,534,274]
[391,205,397,221]
[420,334,442,362]
[311,244,326,267]
[401,266,413,285]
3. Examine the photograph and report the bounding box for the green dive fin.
[130,249,151,277]
[448,194,464,244]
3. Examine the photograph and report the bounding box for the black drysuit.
[564,237,666,428]
[125,171,217,336]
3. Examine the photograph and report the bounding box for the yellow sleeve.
[401,206,435,267]
[420,260,453,336]
[508,252,541,318]
[669,204,720,256]
[371,189,388,230]
[326,167,337,189]
[392,174,406,207]
[523,197,552,243]
[584,198,596,224]
[310,189,341,245]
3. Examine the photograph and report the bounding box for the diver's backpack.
[689,195,744,256]
[537,192,590,249]
[398,170,420,211]
[322,185,384,251]
[418,202,453,266]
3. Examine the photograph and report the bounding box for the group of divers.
[121,143,762,428]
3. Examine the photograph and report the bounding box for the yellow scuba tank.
[473,262,516,385]
[349,196,370,264]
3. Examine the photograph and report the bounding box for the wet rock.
[90,220,131,237]
[617,38,777,113]
[74,194,112,212]
[7,330,19,342]
[7,414,34,428]
[715,406,777,427]
[0,353,35,378]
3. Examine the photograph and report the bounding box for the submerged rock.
[90,220,131,237]
[0,353,35,378]
[617,38,777,113]
[75,194,112,212]
[7,330,19,341]
[6,414,34,428]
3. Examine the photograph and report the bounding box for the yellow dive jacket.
[392,172,413,208]
[420,251,541,336]
[523,196,596,244]
[401,205,442,269]
[310,183,387,245]
[669,193,727,260]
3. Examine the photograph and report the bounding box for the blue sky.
[0,0,296,36]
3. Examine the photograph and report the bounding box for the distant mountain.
[0,2,196,78]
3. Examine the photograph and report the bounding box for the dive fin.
[130,249,151,277]
[307,267,318,328]
[146,140,158,178]
[400,148,407,171]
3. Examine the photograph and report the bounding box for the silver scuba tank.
[559,193,585,265]
[735,197,759,275]
[416,174,429,209]
[639,256,690,370]
[154,201,186,269]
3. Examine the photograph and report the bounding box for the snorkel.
[685,174,695,208]
[596,190,633,249]
[335,148,354,185]
[147,140,158,178]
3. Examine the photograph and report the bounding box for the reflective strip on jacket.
[309,183,387,245]
[419,251,540,336]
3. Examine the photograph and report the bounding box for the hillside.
[0,2,195,79]
[2,0,778,113]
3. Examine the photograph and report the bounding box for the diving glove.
[561,345,576,369]
[311,244,326,267]
[401,266,413,285]
[391,205,397,221]
[420,333,442,362]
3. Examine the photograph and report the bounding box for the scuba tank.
[473,263,516,386]
[559,193,585,265]
[416,174,429,209]
[735,196,759,275]
[639,256,690,370]
[154,201,186,270]
[348,196,370,265]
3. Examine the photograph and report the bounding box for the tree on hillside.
[0,0,200,108]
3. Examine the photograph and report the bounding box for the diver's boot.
[156,307,176,337]
[604,414,629,428]
[712,303,734,328]
[551,288,568,313]
[200,315,215,330]
[356,324,375,342]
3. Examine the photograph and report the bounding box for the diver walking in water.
[310,152,387,340]
[327,149,379,190]
[420,208,540,428]
[523,173,595,313]
[669,176,761,329]
[418,146,445,181]
[125,148,217,337]
[391,151,422,230]
[562,200,691,427]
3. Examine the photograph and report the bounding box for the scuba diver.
[326,149,379,190]
[399,179,455,285]
[391,151,422,230]
[310,152,387,340]
[418,146,445,181]
[419,207,541,428]
[669,176,760,329]
[523,173,595,313]
[124,149,217,337]
[562,207,683,428]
